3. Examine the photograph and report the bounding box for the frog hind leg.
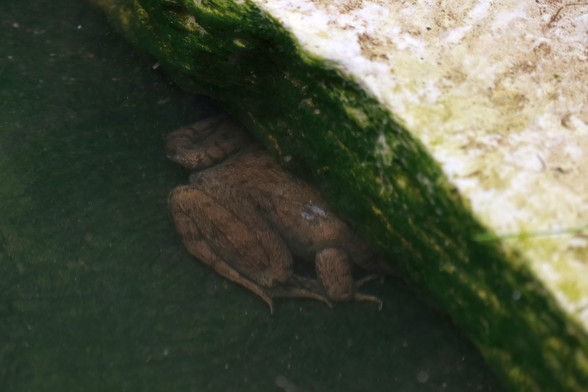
[265,275,333,308]
[169,185,281,313]
[169,185,334,313]
[316,248,383,310]
[191,238,278,313]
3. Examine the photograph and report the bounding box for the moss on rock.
[92,1,588,390]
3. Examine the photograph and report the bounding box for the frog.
[166,115,390,313]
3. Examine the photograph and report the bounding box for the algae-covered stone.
[91,0,588,390]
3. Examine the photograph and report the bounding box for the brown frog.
[166,115,389,313]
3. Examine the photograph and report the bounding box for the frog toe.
[267,284,333,309]
[353,292,384,310]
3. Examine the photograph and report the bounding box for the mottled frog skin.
[167,115,388,313]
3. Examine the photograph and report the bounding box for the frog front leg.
[315,248,383,309]
[169,185,332,313]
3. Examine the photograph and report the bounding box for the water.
[0,1,503,391]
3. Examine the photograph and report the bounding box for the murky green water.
[0,1,503,391]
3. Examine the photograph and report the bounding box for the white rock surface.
[256,0,588,325]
